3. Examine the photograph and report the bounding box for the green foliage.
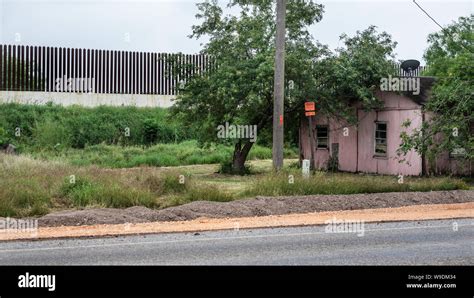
[172,1,397,172]
[142,118,160,145]
[0,178,50,217]
[33,117,71,150]
[58,176,156,208]
[28,140,298,168]
[173,0,326,147]
[172,185,234,206]
[0,103,192,149]
[312,26,397,121]
[244,172,469,197]
[144,172,189,195]
[0,127,8,146]
[0,153,468,217]
[399,15,473,165]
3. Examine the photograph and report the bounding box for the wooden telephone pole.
[272,0,286,171]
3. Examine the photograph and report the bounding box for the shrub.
[142,119,160,145]
[0,103,191,148]
[0,127,8,146]
[33,117,71,150]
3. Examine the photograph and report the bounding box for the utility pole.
[272,0,286,171]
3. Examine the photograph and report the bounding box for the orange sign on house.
[305,101,316,117]
[305,102,315,112]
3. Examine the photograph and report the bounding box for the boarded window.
[374,122,387,156]
[316,126,329,149]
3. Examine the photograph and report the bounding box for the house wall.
[300,92,424,176]
[300,116,326,170]
[431,150,473,175]
[356,108,423,176]
[331,118,358,172]
[423,112,473,176]
[300,114,357,171]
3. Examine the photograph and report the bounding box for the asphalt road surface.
[0,219,472,265]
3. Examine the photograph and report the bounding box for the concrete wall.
[0,91,175,108]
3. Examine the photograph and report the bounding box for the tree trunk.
[232,140,254,175]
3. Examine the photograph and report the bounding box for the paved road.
[0,219,472,265]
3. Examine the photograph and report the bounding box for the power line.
[412,0,445,31]
[412,0,471,52]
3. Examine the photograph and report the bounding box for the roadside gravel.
[33,190,474,227]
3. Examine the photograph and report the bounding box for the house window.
[316,126,329,149]
[374,122,387,156]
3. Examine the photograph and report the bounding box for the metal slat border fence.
[0,44,214,95]
[0,45,428,95]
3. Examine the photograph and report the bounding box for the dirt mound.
[37,190,474,227]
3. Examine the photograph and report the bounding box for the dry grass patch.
[0,154,469,218]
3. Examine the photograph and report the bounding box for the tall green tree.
[172,0,397,174]
[399,15,473,169]
[311,26,397,123]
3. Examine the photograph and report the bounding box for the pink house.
[299,77,472,176]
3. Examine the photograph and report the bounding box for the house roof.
[401,76,436,105]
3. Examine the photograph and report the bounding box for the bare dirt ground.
[31,189,474,227]
[0,202,472,241]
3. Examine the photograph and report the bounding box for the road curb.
[1,202,473,241]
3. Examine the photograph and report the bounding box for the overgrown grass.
[0,154,469,218]
[0,154,234,217]
[0,103,190,149]
[59,176,156,208]
[243,171,470,197]
[28,140,298,168]
[0,103,299,168]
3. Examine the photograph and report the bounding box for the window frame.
[316,125,329,149]
[374,121,388,157]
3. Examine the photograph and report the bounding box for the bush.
[142,119,160,145]
[33,117,71,150]
[0,127,8,146]
[0,103,191,149]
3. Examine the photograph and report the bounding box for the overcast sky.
[0,0,472,63]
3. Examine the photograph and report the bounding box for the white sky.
[0,0,472,63]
